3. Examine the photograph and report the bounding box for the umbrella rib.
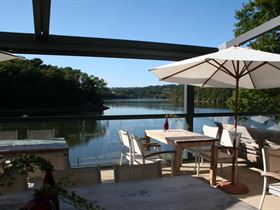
[161,60,207,81]
[266,62,280,71]
[232,60,238,75]
[241,62,268,77]
[202,60,228,87]
[240,61,253,76]
[209,60,236,78]
[242,61,256,88]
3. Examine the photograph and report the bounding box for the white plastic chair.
[258,146,280,209]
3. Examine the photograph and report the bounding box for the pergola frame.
[219,15,280,49]
[0,32,217,61]
[32,0,51,40]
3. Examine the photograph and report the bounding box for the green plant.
[165,114,177,119]
[0,154,104,210]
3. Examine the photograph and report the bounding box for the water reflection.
[104,99,183,115]
[0,100,279,167]
[103,99,231,115]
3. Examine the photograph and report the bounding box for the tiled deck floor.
[101,159,280,210]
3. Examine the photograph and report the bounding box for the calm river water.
[1,99,279,167]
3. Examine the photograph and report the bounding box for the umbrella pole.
[217,78,249,194]
[231,79,239,185]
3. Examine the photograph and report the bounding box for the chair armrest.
[261,171,280,180]
[141,136,161,148]
[143,143,161,148]
[217,145,241,150]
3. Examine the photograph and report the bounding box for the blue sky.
[0,0,249,87]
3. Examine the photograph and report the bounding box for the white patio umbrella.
[0,51,22,62]
[150,46,280,194]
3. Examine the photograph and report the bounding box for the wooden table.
[145,129,218,186]
[0,176,257,210]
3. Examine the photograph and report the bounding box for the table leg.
[170,152,175,176]
[209,143,218,186]
[173,144,183,176]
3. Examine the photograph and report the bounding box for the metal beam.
[184,85,194,131]
[32,0,51,40]
[0,32,218,61]
[219,15,280,49]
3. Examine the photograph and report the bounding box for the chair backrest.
[262,146,280,173]
[119,129,131,149]
[0,130,18,140]
[202,125,219,139]
[54,166,101,187]
[27,129,55,139]
[130,134,145,157]
[119,129,133,164]
[114,162,162,183]
[220,130,242,148]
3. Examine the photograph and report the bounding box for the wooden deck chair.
[114,162,162,183]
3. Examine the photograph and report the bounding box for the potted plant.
[0,154,103,210]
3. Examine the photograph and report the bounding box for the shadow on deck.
[101,159,280,210]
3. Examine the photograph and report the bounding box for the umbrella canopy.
[150,46,280,193]
[150,46,280,130]
[151,46,280,89]
[0,51,22,62]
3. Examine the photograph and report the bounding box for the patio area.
[0,153,279,209]
[100,159,280,210]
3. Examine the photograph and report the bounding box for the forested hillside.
[0,58,232,116]
[0,58,110,115]
[109,84,233,105]
[109,85,177,99]
[168,85,233,105]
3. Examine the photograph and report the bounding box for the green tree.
[110,85,178,99]
[228,0,280,113]
[0,58,109,115]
